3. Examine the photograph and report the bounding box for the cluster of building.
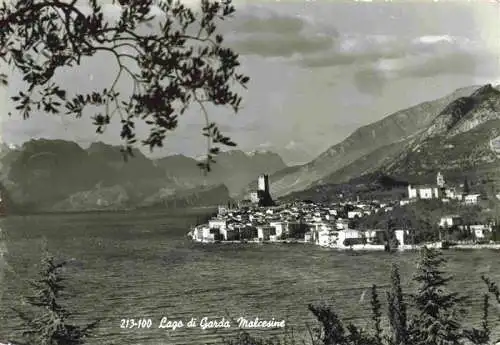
[403,172,494,239]
[188,172,497,250]
[188,200,408,250]
[406,172,481,205]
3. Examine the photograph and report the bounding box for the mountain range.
[2,83,500,212]
[246,84,500,200]
[0,142,286,213]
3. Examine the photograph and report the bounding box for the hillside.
[140,184,231,210]
[154,149,286,195]
[283,83,500,202]
[0,140,286,213]
[247,85,484,198]
[381,84,500,181]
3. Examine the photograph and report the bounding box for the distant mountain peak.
[471,83,499,98]
[260,83,499,198]
[247,149,272,156]
[422,83,500,138]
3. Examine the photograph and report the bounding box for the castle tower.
[257,174,274,207]
[257,174,269,194]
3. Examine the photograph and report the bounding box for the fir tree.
[308,303,348,345]
[482,275,500,304]
[386,265,407,345]
[225,249,500,345]
[13,249,99,345]
[308,298,378,345]
[463,178,470,195]
[463,293,491,345]
[408,247,468,345]
[369,285,383,345]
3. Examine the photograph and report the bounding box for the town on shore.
[188,172,500,251]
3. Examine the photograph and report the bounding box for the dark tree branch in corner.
[0,0,249,173]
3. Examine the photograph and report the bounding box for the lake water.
[0,210,499,345]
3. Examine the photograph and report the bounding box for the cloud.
[299,34,474,68]
[230,34,333,58]
[224,10,338,58]
[299,49,405,68]
[297,32,500,95]
[396,52,478,78]
[234,14,305,35]
[376,49,499,79]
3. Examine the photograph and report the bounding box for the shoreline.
[446,243,500,250]
[188,237,500,251]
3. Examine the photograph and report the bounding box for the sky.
[1,0,500,165]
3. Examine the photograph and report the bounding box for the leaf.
[2,0,249,171]
[55,89,66,99]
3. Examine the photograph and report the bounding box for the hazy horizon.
[1,0,500,165]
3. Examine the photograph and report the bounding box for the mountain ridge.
[281,83,500,201]
[246,84,490,198]
[0,140,287,213]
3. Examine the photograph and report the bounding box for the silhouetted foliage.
[369,285,383,345]
[0,0,249,172]
[409,247,468,345]
[377,175,408,190]
[464,177,471,194]
[308,303,373,345]
[13,249,99,345]
[359,203,454,244]
[223,330,298,345]
[226,248,500,345]
[386,266,407,345]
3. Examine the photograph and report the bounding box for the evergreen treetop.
[13,249,99,345]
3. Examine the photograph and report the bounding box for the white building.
[249,192,259,204]
[219,227,238,241]
[304,232,313,243]
[193,225,216,242]
[328,209,338,216]
[468,224,490,239]
[347,210,363,219]
[394,229,409,246]
[257,226,274,241]
[408,184,439,199]
[317,229,333,247]
[208,219,227,230]
[218,205,229,216]
[192,226,205,241]
[337,229,362,246]
[438,215,463,228]
[269,221,286,238]
[444,187,462,200]
[335,220,348,230]
[464,194,481,205]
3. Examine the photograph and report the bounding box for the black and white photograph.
[1,0,500,344]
